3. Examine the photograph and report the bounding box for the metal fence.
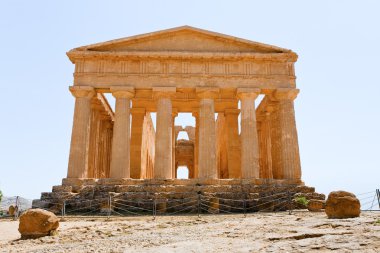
[1,189,379,220]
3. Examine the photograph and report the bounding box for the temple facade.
[35,26,322,213]
[65,26,301,183]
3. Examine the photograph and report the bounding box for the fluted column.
[196,88,218,179]
[153,87,176,179]
[224,109,241,178]
[272,88,301,180]
[172,109,178,178]
[130,108,146,178]
[237,88,260,179]
[192,109,199,179]
[109,87,135,179]
[67,86,96,178]
[259,108,274,179]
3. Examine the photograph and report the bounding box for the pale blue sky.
[1,1,379,202]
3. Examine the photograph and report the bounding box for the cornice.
[67,50,298,63]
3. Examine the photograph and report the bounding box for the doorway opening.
[176,166,189,179]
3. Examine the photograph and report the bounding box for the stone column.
[67,86,96,178]
[224,109,241,178]
[109,87,135,179]
[153,87,176,179]
[192,109,199,179]
[272,88,301,180]
[172,109,178,178]
[237,88,261,179]
[259,108,274,179]
[98,119,113,178]
[130,108,146,178]
[196,88,218,179]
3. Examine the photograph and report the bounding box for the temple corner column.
[272,88,302,180]
[67,86,96,179]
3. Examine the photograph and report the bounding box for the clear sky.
[1,1,379,203]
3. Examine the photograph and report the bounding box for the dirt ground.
[0,211,379,253]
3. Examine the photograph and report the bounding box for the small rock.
[8,205,16,216]
[325,191,360,219]
[308,199,325,212]
[18,208,59,239]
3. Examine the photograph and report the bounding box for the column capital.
[224,108,240,116]
[172,108,178,118]
[196,87,219,99]
[236,88,261,100]
[130,107,146,115]
[69,86,96,98]
[110,87,135,99]
[192,108,199,118]
[152,87,176,99]
[272,88,299,101]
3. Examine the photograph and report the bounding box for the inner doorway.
[176,166,189,179]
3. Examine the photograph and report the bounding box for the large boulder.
[325,191,360,219]
[18,209,59,239]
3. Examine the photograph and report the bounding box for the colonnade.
[67,86,301,181]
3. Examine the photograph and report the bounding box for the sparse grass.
[295,196,309,206]
[375,219,380,225]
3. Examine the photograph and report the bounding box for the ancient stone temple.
[35,26,323,213]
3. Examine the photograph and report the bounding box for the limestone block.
[295,186,315,193]
[62,178,96,186]
[115,185,143,193]
[94,185,117,193]
[172,179,197,186]
[207,197,220,214]
[76,186,95,199]
[18,209,59,239]
[156,201,167,213]
[97,178,130,185]
[217,179,239,185]
[325,191,360,219]
[100,202,112,213]
[308,200,325,212]
[196,179,221,185]
[52,185,72,193]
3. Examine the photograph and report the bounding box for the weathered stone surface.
[18,209,59,239]
[308,199,325,212]
[52,185,72,193]
[325,191,360,219]
[2,212,379,252]
[207,197,220,214]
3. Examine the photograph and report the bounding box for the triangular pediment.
[71,26,291,54]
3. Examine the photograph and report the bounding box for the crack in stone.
[268,231,354,241]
